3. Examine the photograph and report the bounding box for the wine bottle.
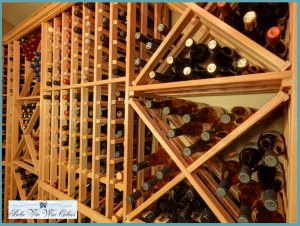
[149,70,186,82]
[167,121,203,138]
[253,197,285,223]
[132,149,170,172]
[183,138,217,157]
[262,163,285,212]
[257,130,285,167]
[207,40,235,69]
[243,11,267,46]
[217,3,244,33]
[237,172,263,223]
[155,164,180,180]
[112,68,125,77]
[185,38,211,65]
[112,207,123,223]
[157,23,183,46]
[145,99,187,110]
[182,64,212,79]
[231,106,256,125]
[126,180,158,204]
[207,62,236,77]
[162,102,207,116]
[200,123,233,141]
[238,142,263,184]
[216,152,241,198]
[201,208,219,223]
[264,26,288,60]
[144,194,172,223]
[166,56,192,76]
[182,106,227,124]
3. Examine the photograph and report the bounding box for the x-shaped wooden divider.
[13,103,40,173]
[126,91,289,223]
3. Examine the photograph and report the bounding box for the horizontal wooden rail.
[42,77,126,91]
[39,181,114,223]
[129,70,292,93]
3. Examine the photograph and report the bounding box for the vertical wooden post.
[106,2,118,218]
[78,4,89,223]
[50,18,59,218]
[123,2,136,222]
[68,7,80,224]
[38,22,52,223]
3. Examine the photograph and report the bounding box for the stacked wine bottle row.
[127,181,220,223]
[133,98,287,223]
[14,167,39,198]
[218,3,289,58]
[217,130,286,223]
[146,31,267,83]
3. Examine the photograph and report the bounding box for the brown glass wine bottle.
[257,130,285,167]
[237,172,263,223]
[132,149,171,172]
[162,102,207,116]
[145,99,187,109]
[167,121,203,138]
[216,152,241,198]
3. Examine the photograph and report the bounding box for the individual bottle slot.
[112,68,125,77]
[74,10,83,19]
[257,130,285,167]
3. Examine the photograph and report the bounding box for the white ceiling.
[2,3,47,27]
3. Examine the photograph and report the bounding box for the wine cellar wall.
[2,2,297,223]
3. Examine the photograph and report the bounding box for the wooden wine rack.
[2,2,297,223]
